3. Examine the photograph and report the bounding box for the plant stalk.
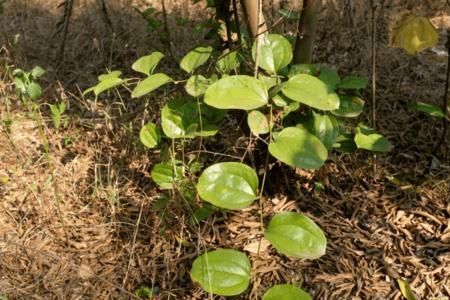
[293,0,322,64]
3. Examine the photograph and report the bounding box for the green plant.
[48,102,68,132]
[12,66,46,102]
[85,30,391,297]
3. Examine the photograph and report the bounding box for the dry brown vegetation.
[1,0,450,299]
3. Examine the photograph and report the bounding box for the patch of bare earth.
[1,0,450,299]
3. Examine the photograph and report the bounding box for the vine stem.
[435,28,450,151]
[253,0,263,78]
[370,0,378,176]
[251,105,272,300]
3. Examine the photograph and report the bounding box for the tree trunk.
[293,0,322,63]
[241,0,267,39]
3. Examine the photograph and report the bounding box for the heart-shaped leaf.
[132,73,172,98]
[252,34,293,74]
[186,75,211,97]
[318,66,340,91]
[180,46,213,73]
[216,50,240,74]
[204,75,268,110]
[354,123,391,152]
[268,127,328,169]
[337,76,368,90]
[263,284,312,300]
[288,64,320,78]
[304,112,340,149]
[161,99,218,139]
[331,95,365,118]
[139,122,161,148]
[247,110,270,135]
[197,162,259,210]
[391,15,439,55]
[265,212,327,259]
[132,52,164,75]
[190,249,251,296]
[151,163,183,189]
[282,74,339,111]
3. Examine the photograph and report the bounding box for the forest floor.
[1,0,450,299]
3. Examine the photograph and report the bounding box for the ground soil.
[1,0,449,299]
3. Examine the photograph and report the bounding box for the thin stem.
[253,0,263,78]
[370,0,377,175]
[435,28,450,151]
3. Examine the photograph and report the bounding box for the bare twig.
[370,0,378,175]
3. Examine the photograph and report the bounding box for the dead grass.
[1,0,450,299]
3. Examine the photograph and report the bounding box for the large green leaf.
[180,46,213,73]
[354,123,391,152]
[204,75,268,110]
[151,163,183,189]
[196,162,259,210]
[268,127,328,169]
[132,52,164,75]
[331,95,365,118]
[247,110,270,135]
[304,112,340,149]
[190,249,251,296]
[265,212,327,259]
[337,76,368,90]
[252,34,293,74]
[139,122,161,148]
[282,74,340,111]
[132,73,172,98]
[185,75,211,97]
[263,284,312,300]
[409,101,445,118]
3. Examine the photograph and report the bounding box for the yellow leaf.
[397,278,417,300]
[391,14,439,55]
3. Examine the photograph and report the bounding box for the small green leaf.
[278,9,301,20]
[269,127,328,170]
[140,122,161,148]
[197,162,259,210]
[190,204,213,224]
[337,76,368,90]
[161,99,197,139]
[204,75,268,110]
[185,75,211,97]
[151,163,183,189]
[282,74,340,111]
[216,50,240,74]
[288,64,320,78]
[265,212,327,259]
[27,82,42,100]
[354,123,391,152]
[333,133,357,153]
[409,101,445,118]
[180,46,213,73]
[132,52,165,75]
[331,95,365,118]
[93,77,123,96]
[263,284,312,300]
[190,249,251,296]
[397,278,417,300]
[304,112,340,149]
[30,66,46,79]
[247,110,270,135]
[252,34,293,74]
[132,73,172,98]
[318,66,340,91]
[98,70,122,81]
